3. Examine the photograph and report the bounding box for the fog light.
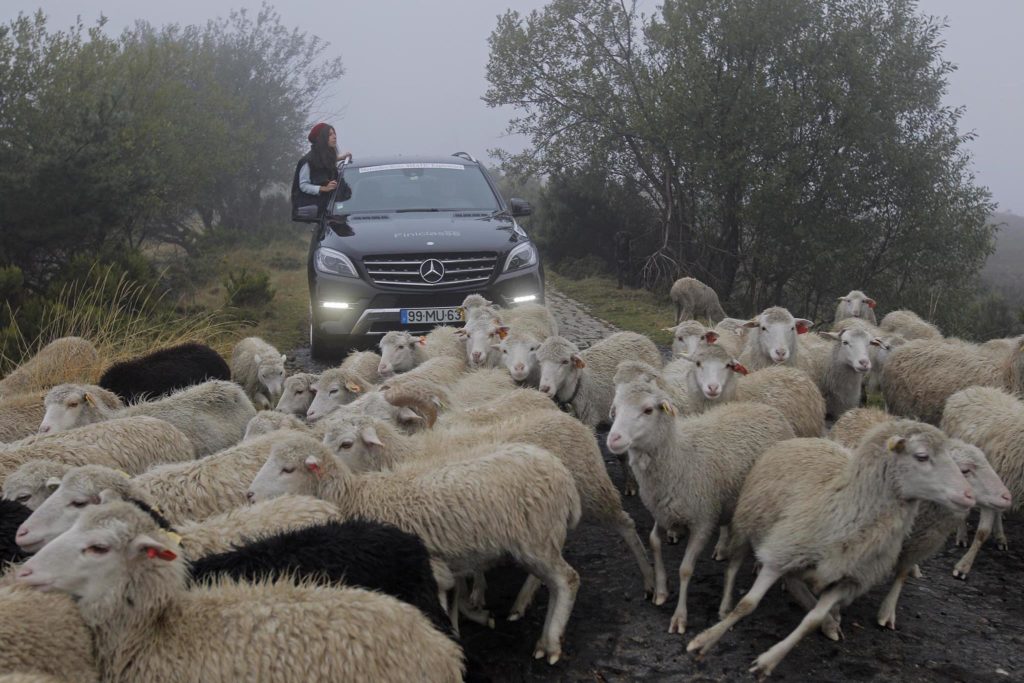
[512,295,537,304]
[322,301,350,309]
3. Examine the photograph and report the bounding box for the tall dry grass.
[1,266,243,381]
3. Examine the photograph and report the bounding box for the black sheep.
[188,519,452,636]
[99,342,231,403]
[0,499,32,564]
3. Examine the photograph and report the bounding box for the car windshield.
[330,163,500,215]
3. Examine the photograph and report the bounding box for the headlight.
[314,247,358,278]
[503,241,537,273]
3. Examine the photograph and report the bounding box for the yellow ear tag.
[115,469,131,479]
[345,381,363,394]
[166,531,183,546]
[497,328,509,340]
[84,393,96,407]
[886,436,906,453]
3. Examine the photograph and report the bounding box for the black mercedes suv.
[294,153,544,359]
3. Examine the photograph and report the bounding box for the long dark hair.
[309,125,337,172]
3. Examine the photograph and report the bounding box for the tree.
[485,0,994,327]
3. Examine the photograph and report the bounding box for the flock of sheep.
[0,275,1020,681]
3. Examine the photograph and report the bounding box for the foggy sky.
[8,1,1022,211]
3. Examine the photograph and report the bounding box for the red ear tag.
[307,462,322,477]
[795,322,810,334]
[730,362,749,376]
[866,300,876,309]
[704,331,720,344]
[146,548,177,561]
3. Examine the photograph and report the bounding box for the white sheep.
[0,416,194,481]
[881,338,1023,424]
[829,407,890,449]
[274,372,319,416]
[243,411,314,441]
[436,387,559,429]
[738,306,814,371]
[15,500,465,683]
[321,403,655,605]
[305,367,375,421]
[0,337,99,400]
[459,303,559,369]
[376,328,466,376]
[797,327,884,419]
[230,337,286,410]
[14,462,339,559]
[658,344,746,415]
[941,386,1024,562]
[669,277,727,324]
[249,433,581,664]
[382,367,518,418]
[834,290,877,325]
[734,366,827,438]
[606,380,795,636]
[39,380,255,456]
[686,421,973,677]
[461,293,496,324]
[878,309,942,341]
[830,317,907,398]
[339,348,386,384]
[496,328,544,385]
[0,392,49,443]
[1,460,70,510]
[0,585,97,683]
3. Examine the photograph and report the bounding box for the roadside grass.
[193,229,312,353]
[547,271,676,346]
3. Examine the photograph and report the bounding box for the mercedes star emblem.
[419,258,445,284]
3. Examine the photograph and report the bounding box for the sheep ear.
[45,476,62,490]
[304,455,322,475]
[572,355,586,369]
[360,426,384,448]
[869,337,888,349]
[280,353,287,363]
[134,534,177,562]
[865,298,876,309]
[254,354,262,364]
[703,331,719,344]
[837,296,848,302]
[344,381,363,394]
[397,407,424,425]
[659,400,677,416]
[886,436,906,454]
[818,331,840,341]
[83,392,96,407]
[743,319,759,329]
[489,343,502,350]
[454,329,467,338]
[728,361,749,376]
[795,319,813,334]
[417,336,427,346]
[661,327,677,332]
[496,326,510,340]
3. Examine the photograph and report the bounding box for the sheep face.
[306,372,367,422]
[460,317,505,368]
[38,384,102,434]
[1,461,68,510]
[945,441,1012,511]
[498,332,541,383]
[535,337,584,400]
[256,354,287,403]
[17,501,183,609]
[822,328,879,374]
[248,437,326,503]
[606,383,676,455]
[16,466,130,553]
[377,332,421,376]
[322,420,383,473]
[887,431,974,513]
[679,346,746,400]
[836,291,876,321]
[668,321,717,358]
[275,373,318,416]
[744,307,813,365]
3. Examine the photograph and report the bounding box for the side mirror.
[509,198,532,217]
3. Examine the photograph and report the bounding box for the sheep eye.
[70,500,89,508]
[15,494,30,503]
[842,341,849,346]
[761,326,767,331]
[341,440,354,450]
[643,406,654,415]
[329,389,339,396]
[502,349,507,354]
[294,389,304,395]
[695,361,702,368]
[960,468,971,476]
[913,453,930,463]
[84,545,109,555]
[561,360,569,365]
[68,401,80,408]
[281,466,295,474]
[530,346,538,352]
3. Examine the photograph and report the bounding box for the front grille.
[362,252,498,288]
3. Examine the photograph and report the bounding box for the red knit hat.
[308,122,330,143]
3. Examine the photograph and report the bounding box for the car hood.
[318,212,527,258]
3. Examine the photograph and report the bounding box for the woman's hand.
[338,151,353,162]
[321,180,339,193]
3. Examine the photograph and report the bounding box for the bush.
[556,254,611,280]
[222,268,276,308]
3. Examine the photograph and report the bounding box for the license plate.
[400,307,466,325]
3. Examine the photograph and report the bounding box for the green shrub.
[223,268,276,308]
[556,254,611,280]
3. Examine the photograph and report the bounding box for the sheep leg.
[717,544,747,618]
[650,523,669,605]
[783,577,843,641]
[618,452,638,496]
[454,577,495,629]
[667,530,680,545]
[953,507,994,580]
[508,575,543,621]
[687,564,782,658]
[669,525,714,635]
[527,555,580,666]
[608,510,655,597]
[955,516,970,547]
[711,525,729,561]
[750,586,847,678]
[994,511,1008,550]
[468,570,487,609]
[876,567,911,630]
[910,564,923,579]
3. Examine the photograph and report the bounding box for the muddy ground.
[289,289,1023,683]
